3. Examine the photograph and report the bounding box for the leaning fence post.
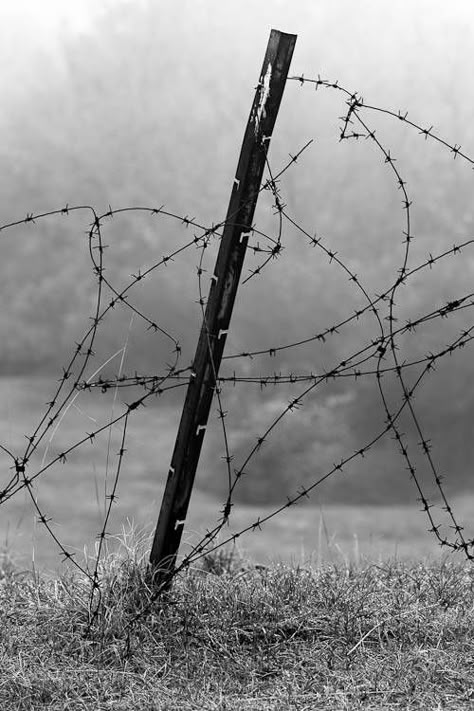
[149,28,297,587]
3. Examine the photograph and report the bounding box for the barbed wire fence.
[1,69,474,636]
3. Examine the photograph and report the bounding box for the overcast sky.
[0,0,101,31]
[2,0,474,565]
[2,0,473,132]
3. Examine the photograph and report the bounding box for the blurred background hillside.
[1,0,474,516]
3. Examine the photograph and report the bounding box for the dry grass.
[0,535,473,710]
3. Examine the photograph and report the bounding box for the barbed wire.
[1,73,474,633]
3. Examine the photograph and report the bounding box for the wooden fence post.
[149,29,297,587]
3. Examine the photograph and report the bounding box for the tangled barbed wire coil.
[1,73,473,627]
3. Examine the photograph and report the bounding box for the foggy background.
[1,0,474,514]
